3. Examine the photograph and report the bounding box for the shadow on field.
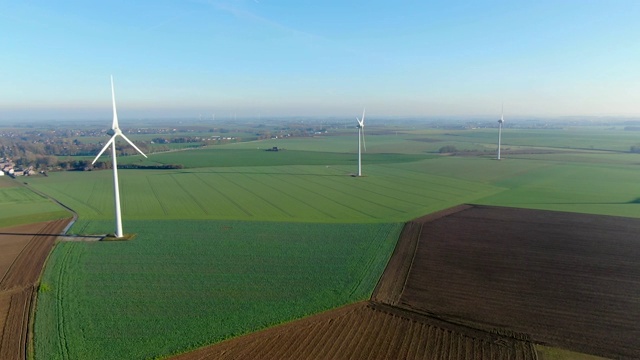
[169,170,351,177]
[507,198,640,206]
[0,232,102,238]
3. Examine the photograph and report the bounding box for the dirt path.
[0,218,71,360]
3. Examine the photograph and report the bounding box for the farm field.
[176,204,635,360]
[34,220,403,359]
[178,205,640,360]
[395,205,640,359]
[19,125,640,359]
[116,146,430,168]
[172,302,537,360]
[25,161,503,224]
[0,219,70,360]
[0,177,70,228]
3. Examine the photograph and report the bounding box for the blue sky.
[1,0,639,120]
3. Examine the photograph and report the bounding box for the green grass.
[25,161,502,225]
[116,147,430,168]
[0,178,70,227]
[476,159,640,218]
[34,220,402,360]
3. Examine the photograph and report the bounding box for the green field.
[0,177,70,227]
[116,147,430,168]
[25,161,501,223]
[35,220,402,359]
[24,126,640,359]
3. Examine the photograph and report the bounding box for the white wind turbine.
[497,104,504,160]
[92,76,147,238]
[356,109,366,176]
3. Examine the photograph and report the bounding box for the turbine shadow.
[167,171,350,177]
[500,199,640,206]
[0,232,63,237]
[0,232,102,238]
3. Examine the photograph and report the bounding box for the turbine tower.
[356,109,366,176]
[497,104,504,160]
[92,76,147,238]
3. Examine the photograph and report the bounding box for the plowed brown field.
[398,205,640,359]
[173,301,536,360]
[0,219,70,360]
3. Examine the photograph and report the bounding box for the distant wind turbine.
[356,109,366,176]
[92,76,148,238]
[497,104,504,160]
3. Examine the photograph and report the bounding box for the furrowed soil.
[0,219,70,360]
[173,302,536,360]
[398,205,640,359]
[172,205,636,359]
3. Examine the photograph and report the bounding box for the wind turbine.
[92,76,147,238]
[497,104,504,160]
[356,109,366,176]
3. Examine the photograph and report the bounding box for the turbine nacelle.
[92,76,147,165]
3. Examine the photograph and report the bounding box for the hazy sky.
[1,1,639,120]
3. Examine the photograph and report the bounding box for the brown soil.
[173,301,536,360]
[0,219,70,360]
[398,205,640,359]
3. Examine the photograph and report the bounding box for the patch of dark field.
[398,205,640,359]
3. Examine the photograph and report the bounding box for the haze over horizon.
[1,1,639,121]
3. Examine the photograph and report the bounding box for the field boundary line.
[371,205,473,305]
[348,224,395,298]
[20,183,78,224]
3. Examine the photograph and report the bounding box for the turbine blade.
[92,137,116,164]
[362,127,366,152]
[356,117,363,128]
[119,133,148,158]
[361,108,366,123]
[111,75,119,130]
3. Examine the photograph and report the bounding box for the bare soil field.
[398,205,640,359]
[0,219,70,360]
